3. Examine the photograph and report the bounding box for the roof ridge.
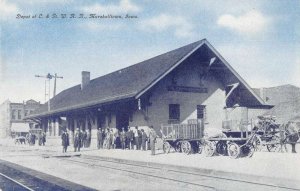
[56,40,205,94]
[89,40,205,83]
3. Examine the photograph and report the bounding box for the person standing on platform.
[133,126,139,150]
[61,130,69,153]
[31,133,36,145]
[104,128,110,149]
[86,130,91,148]
[149,126,158,155]
[141,129,148,151]
[120,127,126,150]
[138,128,142,150]
[26,133,30,145]
[42,132,46,146]
[110,129,115,149]
[97,128,103,149]
[126,128,134,150]
[38,132,43,146]
[82,130,87,148]
[74,128,82,152]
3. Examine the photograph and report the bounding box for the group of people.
[25,131,46,146]
[73,129,91,152]
[96,126,158,155]
[61,126,158,155]
[61,128,92,153]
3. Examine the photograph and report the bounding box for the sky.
[0,0,299,104]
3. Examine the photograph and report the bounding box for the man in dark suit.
[141,129,148,151]
[61,130,69,153]
[120,127,126,150]
[74,128,82,152]
[126,128,134,150]
[82,130,87,148]
[97,128,103,149]
[41,132,46,146]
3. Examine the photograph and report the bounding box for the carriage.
[161,119,259,159]
[253,115,282,152]
[253,115,300,152]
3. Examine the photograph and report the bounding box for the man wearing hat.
[97,128,103,149]
[141,129,148,151]
[120,127,126,150]
[61,129,69,153]
[74,128,82,152]
[149,126,158,155]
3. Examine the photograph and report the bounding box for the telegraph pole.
[53,73,63,97]
[35,73,63,111]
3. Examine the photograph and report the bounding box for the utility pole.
[35,73,63,111]
[53,73,63,97]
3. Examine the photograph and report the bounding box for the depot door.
[116,112,129,131]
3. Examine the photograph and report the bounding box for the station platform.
[1,138,300,188]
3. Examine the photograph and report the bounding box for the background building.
[0,99,41,138]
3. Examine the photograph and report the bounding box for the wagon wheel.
[216,141,227,156]
[175,141,182,152]
[204,141,216,157]
[163,141,171,154]
[253,135,262,152]
[181,141,192,154]
[227,142,240,159]
[242,144,255,158]
[198,142,203,154]
[266,143,281,152]
[246,145,255,158]
[267,135,281,152]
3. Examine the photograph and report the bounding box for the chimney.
[81,71,90,90]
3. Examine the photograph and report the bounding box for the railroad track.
[0,172,34,191]
[59,155,298,191]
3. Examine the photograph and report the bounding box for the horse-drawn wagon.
[253,115,282,152]
[161,119,259,158]
[253,115,300,153]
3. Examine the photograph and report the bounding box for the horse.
[279,121,300,153]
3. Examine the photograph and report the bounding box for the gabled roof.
[30,39,267,118]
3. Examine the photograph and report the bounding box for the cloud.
[0,0,18,20]
[22,0,73,4]
[217,43,297,88]
[140,14,195,38]
[217,10,270,36]
[82,0,141,15]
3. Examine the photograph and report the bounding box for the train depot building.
[27,39,271,143]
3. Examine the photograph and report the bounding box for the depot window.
[169,104,180,121]
[197,105,206,120]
